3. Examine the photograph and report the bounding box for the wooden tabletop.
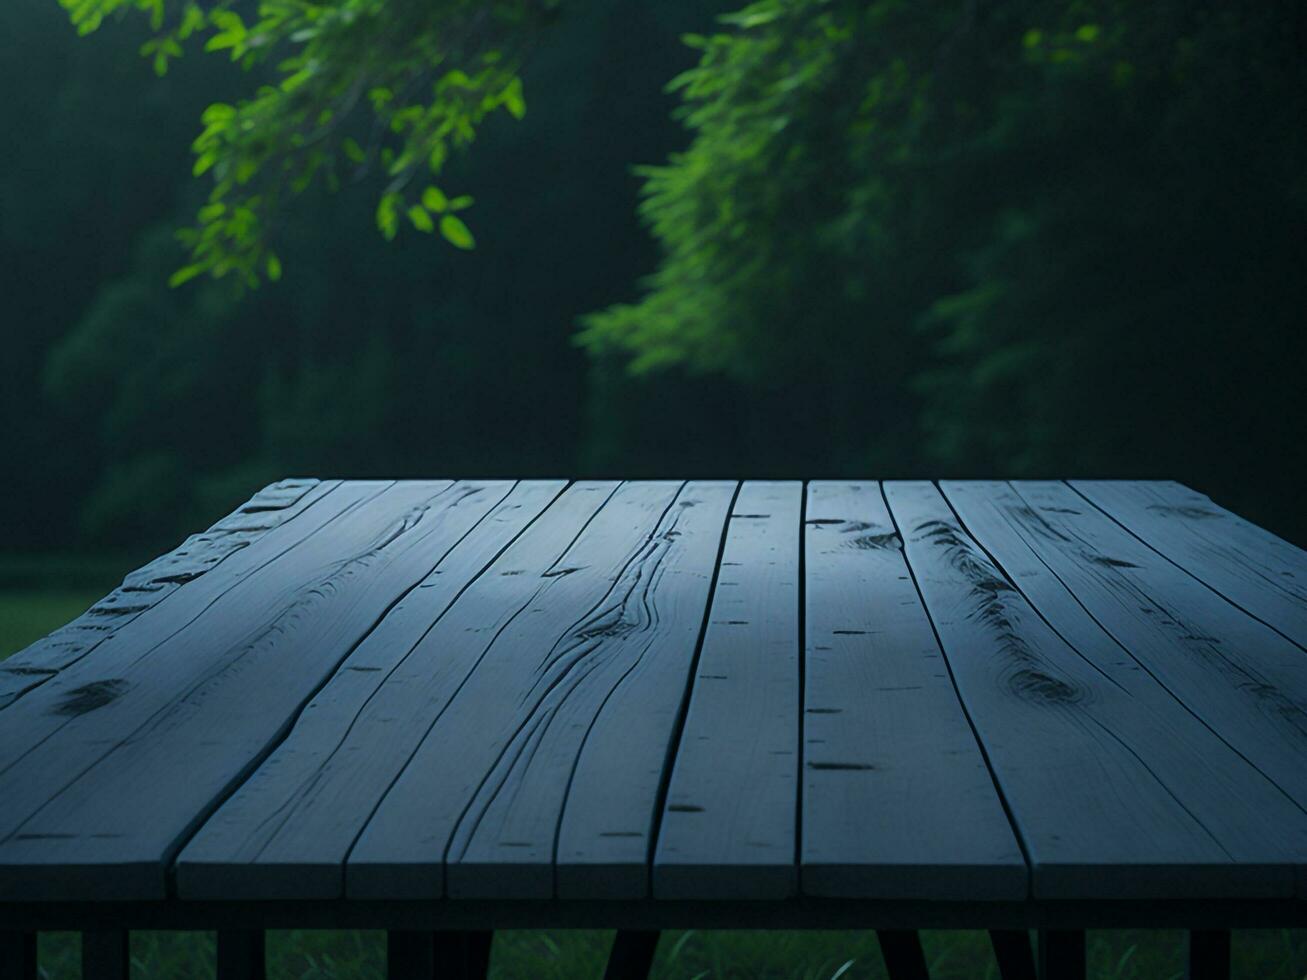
[1,479,1305,915]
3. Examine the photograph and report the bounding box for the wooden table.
[1,480,1304,980]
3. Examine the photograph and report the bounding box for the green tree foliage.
[581,0,1307,533]
[7,0,1306,557]
[61,0,556,286]
[8,0,719,553]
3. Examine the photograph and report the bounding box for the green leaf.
[376,193,400,241]
[342,137,366,164]
[265,253,282,281]
[168,264,205,288]
[407,205,435,233]
[1075,24,1100,43]
[440,214,475,249]
[448,195,474,211]
[421,186,448,212]
[502,77,526,119]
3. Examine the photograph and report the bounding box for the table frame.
[3,897,1303,979]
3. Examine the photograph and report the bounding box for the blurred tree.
[582,0,1307,538]
[10,0,1307,555]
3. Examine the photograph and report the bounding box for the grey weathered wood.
[0,931,36,980]
[650,482,799,900]
[801,483,1026,900]
[175,480,564,899]
[0,478,333,710]
[82,930,129,980]
[948,479,1307,897]
[0,480,521,901]
[1071,480,1307,648]
[886,481,1304,900]
[347,482,736,900]
[216,930,265,980]
[422,480,735,899]
[0,478,364,785]
[553,482,739,899]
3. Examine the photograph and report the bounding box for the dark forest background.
[1,0,1304,585]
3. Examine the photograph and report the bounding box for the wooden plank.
[438,481,735,900]
[0,478,334,710]
[955,481,1307,802]
[801,483,1025,900]
[647,482,798,900]
[0,478,377,786]
[886,481,1304,900]
[555,481,743,900]
[347,481,736,900]
[0,480,519,901]
[957,480,1307,898]
[175,480,565,899]
[1071,480,1307,648]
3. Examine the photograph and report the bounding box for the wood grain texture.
[1071,481,1307,648]
[347,482,736,900]
[0,480,508,901]
[801,483,1026,900]
[0,479,333,710]
[648,482,798,900]
[175,481,564,899]
[886,481,1304,900]
[552,482,738,900]
[986,482,1307,806]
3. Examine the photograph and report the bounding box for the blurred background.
[1,0,1304,657]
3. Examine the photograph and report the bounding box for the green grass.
[24,928,1307,978]
[6,590,1307,979]
[0,590,104,658]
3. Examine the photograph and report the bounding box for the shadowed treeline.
[2,0,1304,562]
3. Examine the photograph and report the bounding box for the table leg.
[989,930,1037,980]
[1037,930,1085,980]
[388,931,494,980]
[877,930,930,980]
[1187,930,1231,980]
[218,930,266,980]
[603,930,660,980]
[0,932,37,980]
[389,931,434,979]
[83,930,130,980]
[438,931,493,979]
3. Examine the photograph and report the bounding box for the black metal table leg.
[1037,930,1085,980]
[83,930,130,980]
[218,930,266,980]
[0,932,37,980]
[603,930,660,980]
[389,931,494,980]
[990,930,1037,980]
[1187,930,1231,980]
[438,931,493,980]
[877,930,930,980]
[388,931,434,980]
